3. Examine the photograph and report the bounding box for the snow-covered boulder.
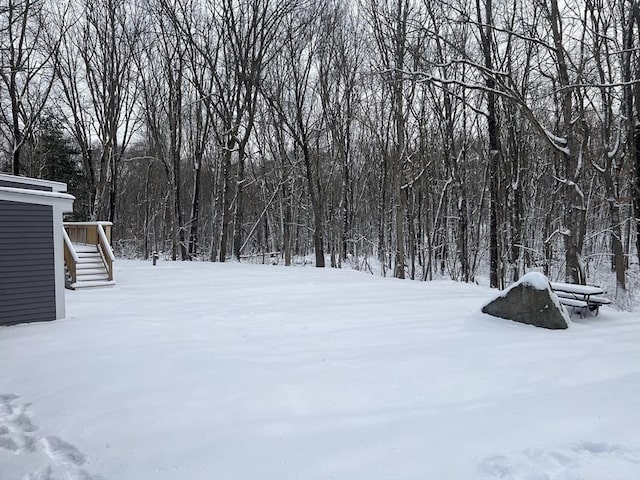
[482,272,570,330]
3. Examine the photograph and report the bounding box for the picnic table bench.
[550,282,611,317]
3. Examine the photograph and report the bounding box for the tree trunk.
[609,201,626,290]
[12,136,21,176]
[393,158,405,279]
[628,0,640,265]
[283,178,292,266]
[10,58,22,176]
[232,150,245,261]
[634,116,640,263]
[378,155,389,273]
[109,151,117,224]
[219,147,233,262]
[392,3,407,280]
[341,149,351,261]
[305,152,325,268]
[188,162,202,259]
[408,190,416,279]
[478,0,501,288]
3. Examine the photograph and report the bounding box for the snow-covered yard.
[1,260,639,480]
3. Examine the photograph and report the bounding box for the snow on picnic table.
[1,260,639,480]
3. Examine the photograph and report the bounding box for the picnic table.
[549,282,611,317]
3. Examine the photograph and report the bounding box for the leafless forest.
[2,0,640,298]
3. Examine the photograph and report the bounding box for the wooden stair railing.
[63,228,79,285]
[97,223,115,281]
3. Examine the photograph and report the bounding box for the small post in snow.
[152,251,159,266]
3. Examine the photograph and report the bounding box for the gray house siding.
[0,199,56,325]
[0,179,53,192]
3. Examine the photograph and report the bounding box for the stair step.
[75,267,107,276]
[76,262,105,270]
[76,273,109,281]
[71,280,116,289]
[77,258,103,265]
[74,249,99,255]
[77,256,102,263]
[73,245,99,253]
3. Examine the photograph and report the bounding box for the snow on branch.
[539,129,569,155]
[555,79,640,92]
[545,227,571,244]
[401,167,428,191]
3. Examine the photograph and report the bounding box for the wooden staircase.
[63,222,115,289]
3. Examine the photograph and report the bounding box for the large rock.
[482,272,570,329]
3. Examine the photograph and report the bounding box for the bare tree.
[366,0,425,278]
[0,0,66,175]
[262,3,329,267]
[136,1,189,260]
[626,0,640,265]
[317,1,362,263]
[55,0,140,222]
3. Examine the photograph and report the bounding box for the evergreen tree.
[34,116,89,219]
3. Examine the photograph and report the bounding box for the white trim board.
[0,187,74,208]
[0,173,68,192]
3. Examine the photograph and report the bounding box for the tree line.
[2,0,639,297]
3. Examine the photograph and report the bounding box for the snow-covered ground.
[1,260,639,480]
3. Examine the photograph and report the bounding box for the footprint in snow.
[22,466,56,480]
[21,465,100,480]
[477,441,640,479]
[70,469,104,480]
[0,434,20,452]
[0,394,21,419]
[0,397,38,433]
[0,401,15,417]
[42,435,86,466]
[0,394,40,456]
[2,393,98,478]
[18,433,38,453]
[0,393,20,403]
[10,411,39,432]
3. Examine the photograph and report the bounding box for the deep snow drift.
[1,260,639,479]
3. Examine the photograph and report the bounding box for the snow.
[513,271,550,291]
[0,186,75,202]
[1,260,639,480]
[0,174,68,193]
[542,128,570,156]
[550,282,604,296]
[61,222,113,226]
